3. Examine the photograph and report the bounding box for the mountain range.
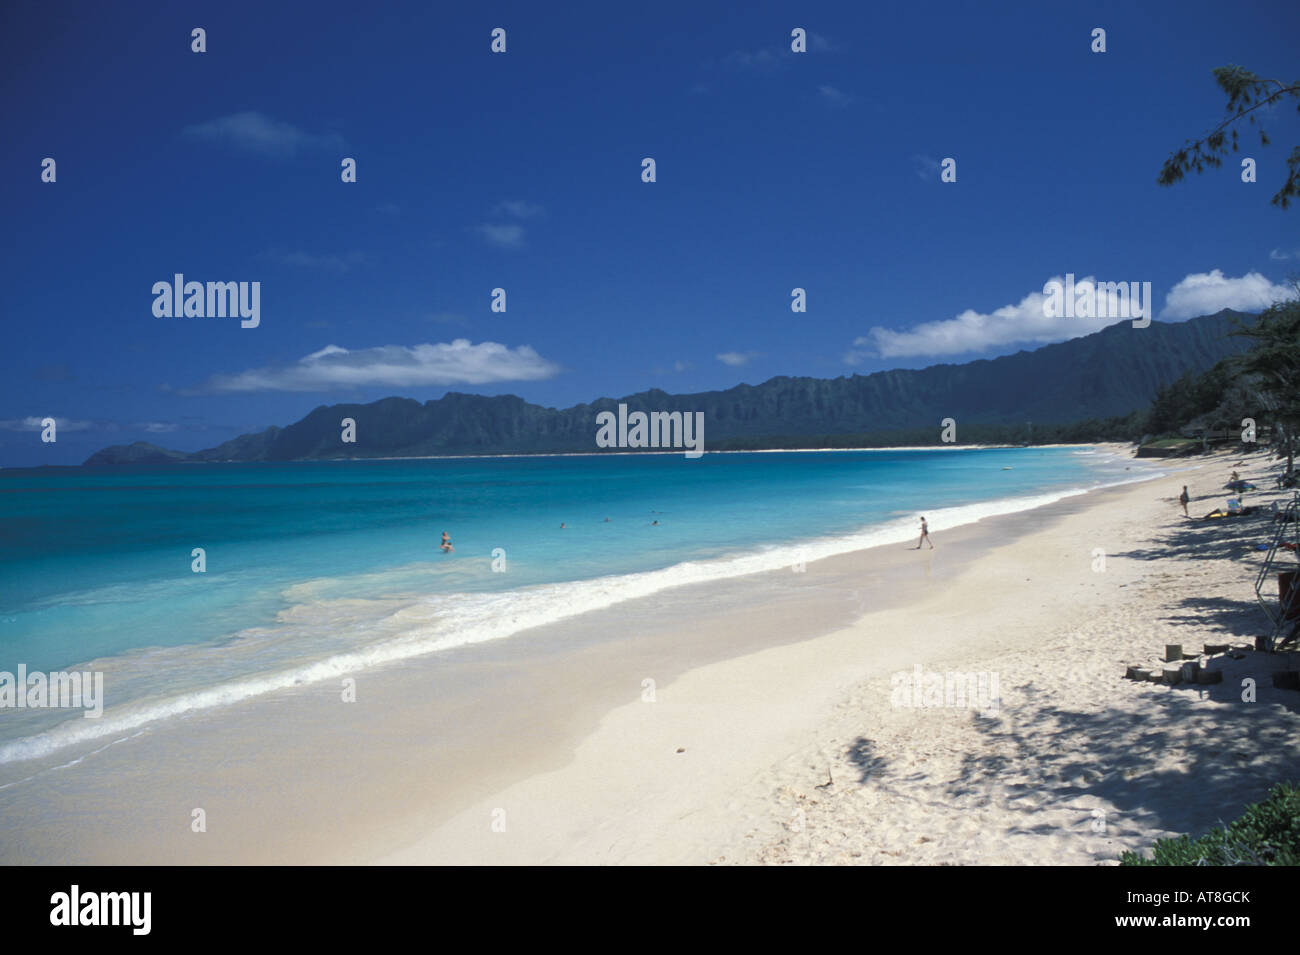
[84,310,1253,464]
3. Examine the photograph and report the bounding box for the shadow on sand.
[942,682,1298,849]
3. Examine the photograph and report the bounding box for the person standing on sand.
[915,516,933,550]
[1179,486,1190,517]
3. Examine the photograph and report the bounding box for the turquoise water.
[0,447,1147,763]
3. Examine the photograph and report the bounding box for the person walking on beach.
[1179,486,1189,517]
[915,516,933,550]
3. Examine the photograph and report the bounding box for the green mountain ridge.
[84,310,1253,464]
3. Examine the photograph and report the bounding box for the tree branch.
[1201,82,1300,141]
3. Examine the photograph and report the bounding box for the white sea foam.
[0,468,1160,767]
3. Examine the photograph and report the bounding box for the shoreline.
[376,446,1298,865]
[12,440,1128,471]
[0,444,1218,865]
[0,482,1080,862]
[0,444,1147,771]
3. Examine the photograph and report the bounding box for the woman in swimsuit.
[915,516,933,550]
[440,531,454,553]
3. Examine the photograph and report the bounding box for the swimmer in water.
[560,522,566,529]
[440,531,453,553]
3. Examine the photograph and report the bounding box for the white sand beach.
[379,446,1300,865]
[3,445,1296,866]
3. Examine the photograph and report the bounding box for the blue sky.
[2,0,1298,465]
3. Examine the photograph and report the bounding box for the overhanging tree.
[1158,66,1300,209]
[1230,293,1300,473]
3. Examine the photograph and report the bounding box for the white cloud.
[723,48,783,72]
[720,33,835,72]
[818,84,853,107]
[850,276,1143,360]
[850,269,1298,362]
[195,341,561,393]
[0,416,94,432]
[492,200,544,218]
[473,224,526,249]
[181,111,346,158]
[0,417,185,434]
[716,351,758,367]
[1159,269,1296,319]
[1269,248,1292,261]
[912,154,941,182]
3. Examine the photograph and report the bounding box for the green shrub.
[1120,782,1300,865]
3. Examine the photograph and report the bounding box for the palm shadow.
[940,688,1298,855]
[845,736,888,784]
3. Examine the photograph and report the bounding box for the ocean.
[0,446,1152,766]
